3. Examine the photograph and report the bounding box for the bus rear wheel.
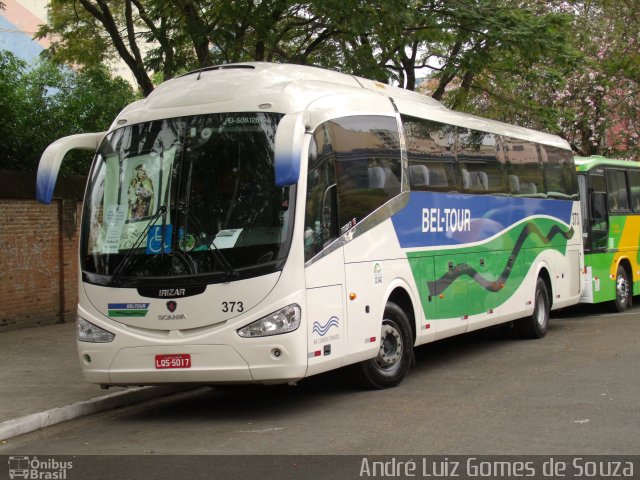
[613,265,631,312]
[516,277,549,339]
[352,302,413,389]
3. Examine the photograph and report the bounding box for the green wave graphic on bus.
[407,218,574,319]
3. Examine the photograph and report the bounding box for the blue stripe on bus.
[391,191,574,249]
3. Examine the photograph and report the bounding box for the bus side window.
[304,134,339,262]
[605,169,629,212]
[503,136,544,197]
[629,170,640,211]
[539,145,578,199]
[590,191,608,251]
[328,116,401,228]
[402,116,457,192]
[456,128,506,194]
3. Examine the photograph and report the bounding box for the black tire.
[613,264,631,312]
[351,302,413,389]
[516,277,550,339]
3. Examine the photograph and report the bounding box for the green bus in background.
[576,155,640,311]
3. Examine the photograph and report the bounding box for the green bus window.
[605,169,629,212]
[627,170,640,212]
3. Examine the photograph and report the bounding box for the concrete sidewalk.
[0,322,190,441]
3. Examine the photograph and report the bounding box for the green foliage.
[28,0,640,158]
[0,51,136,175]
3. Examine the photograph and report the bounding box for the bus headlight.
[77,316,115,343]
[237,304,301,338]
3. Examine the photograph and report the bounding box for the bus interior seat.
[368,166,386,188]
[508,174,520,194]
[461,169,471,189]
[409,165,429,188]
[519,182,537,195]
[476,171,489,190]
[464,170,488,191]
[429,167,448,187]
[382,167,401,192]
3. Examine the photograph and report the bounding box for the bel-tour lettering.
[422,208,471,233]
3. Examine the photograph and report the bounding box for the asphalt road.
[1,303,638,464]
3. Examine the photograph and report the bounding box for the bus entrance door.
[305,248,347,377]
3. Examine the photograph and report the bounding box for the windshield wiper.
[109,206,167,286]
[176,199,238,279]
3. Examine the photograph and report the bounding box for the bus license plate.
[155,354,191,369]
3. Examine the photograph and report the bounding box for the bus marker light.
[349,293,357,300]
[422,324,431,330]
[439,294,444,299]
[463,315,468,320]
[365,337,376,343]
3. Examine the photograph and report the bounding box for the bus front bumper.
[78,343,307,386]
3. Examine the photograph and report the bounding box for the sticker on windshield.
[104,205,126,253]
[179,233,196,252]
[146,225,173,254]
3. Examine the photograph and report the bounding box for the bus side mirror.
[274,112,309,187]
[36,132,106,205]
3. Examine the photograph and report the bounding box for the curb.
[0,385,195,442]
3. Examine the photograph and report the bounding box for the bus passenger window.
[457,129,506,194]
[324,116,401,228]
[605,169,629,212]
[503,136,544,197]
[539,145,579,199]
[629,170,640,211]
[402,116,457,192]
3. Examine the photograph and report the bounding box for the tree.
[0,50,136,174]
[0,51,29,169]
[556,0,639,158]
[434,1,639,159]
[38,0,637,158]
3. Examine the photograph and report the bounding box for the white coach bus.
[36,63,582,389]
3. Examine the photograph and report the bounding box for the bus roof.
[112,62,570,150]
[574,155,640,172]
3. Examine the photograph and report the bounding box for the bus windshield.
[81,112,292,286]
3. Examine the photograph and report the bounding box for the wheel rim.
[535,290,547,327]
[616,274,629,305]
[375,320,403,372]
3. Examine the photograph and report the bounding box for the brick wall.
[0,199,82,331]
[0,172,85,331]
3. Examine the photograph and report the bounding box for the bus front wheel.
[516,277,549,339]
[613,265,631,312]
[352,302,413,389]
